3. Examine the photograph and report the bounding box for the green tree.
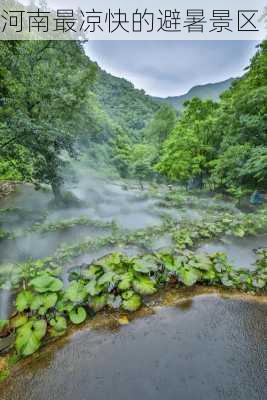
[144,104,177,145]
[156,98,218,185]
[0,41,96,203]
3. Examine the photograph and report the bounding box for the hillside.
[154,78,234,110]
[92,65,160,139]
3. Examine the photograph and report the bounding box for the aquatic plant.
[0,247,265,359]
[1,216,118,241]
[1,207,267,290]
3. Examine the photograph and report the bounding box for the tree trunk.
[51,181,63,204]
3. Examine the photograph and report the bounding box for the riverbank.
[0,181,20,199]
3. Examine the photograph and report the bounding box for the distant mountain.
[153,78,235,110]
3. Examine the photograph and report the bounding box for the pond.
[198,234,267,271]
[0,294,266,400]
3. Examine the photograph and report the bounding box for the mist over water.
[0,169,266,319]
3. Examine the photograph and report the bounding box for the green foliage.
[122,293,142,312]
[157,98,218,183]
[0,41,96,200]
[16,291,34,312]
[93,67,160,136]
[49,316,67,335]
[132,276,157,295]
[144,104,177,145]
[29,274,63,293]
[15,319,47,357]
[65,281,87,303]
[68,307,87,325]
[157,41,267,193]
[1,242,266,358]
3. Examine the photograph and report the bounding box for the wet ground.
[0,294,266,400]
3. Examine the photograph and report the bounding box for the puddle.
[1,295,266,400]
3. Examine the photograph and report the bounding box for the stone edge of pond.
[0,284,266,389]
[0,181,21,200]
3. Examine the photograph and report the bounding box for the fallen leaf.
[118,316,129,325]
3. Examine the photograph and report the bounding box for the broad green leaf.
[30,293,58,315]
[121,290,135,300]
[97,271,117,286]
[10,315,28,329]
[15,319,47,356]
[69,307,87,324]
[133,256,158,273]
[118,272,134,290]
[192,254,213,271]
[132,276,157,295]
[122,293,141,312]
[179,268,201,287]
[89,294,107,312]
[85,280,102,296]
[29,274,63,293]
[65,281,87,303]
[49,316,67,332]
[16,290,34,312]
[56,300,74,313]
[0,320,8,333]
[82,265,103,280]
[30,295,44,311]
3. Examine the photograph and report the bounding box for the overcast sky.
[85,41,258,97]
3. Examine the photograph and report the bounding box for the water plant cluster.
[0,247,266,359]
[0,206,267,290]
[172,208,267,250]
[0,216,117,241]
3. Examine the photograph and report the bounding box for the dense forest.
[0,40,266,202]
